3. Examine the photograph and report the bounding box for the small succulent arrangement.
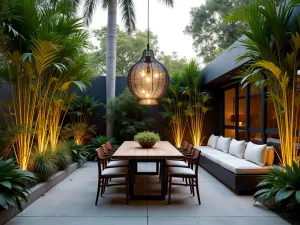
[134,131,160,148]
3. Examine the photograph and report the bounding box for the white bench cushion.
[194,146,215,156]
[216,136,231,153]
[244,142,267,166]
[216,158,271,174]
[204,151,238,163]
[207,134,219,149]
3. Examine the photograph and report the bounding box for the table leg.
[129,159,135,198]
[160,160,167,200]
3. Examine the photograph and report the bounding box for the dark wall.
[78,76,166,137]
[0,76,222,146]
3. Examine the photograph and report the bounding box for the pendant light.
[128,0,169,105]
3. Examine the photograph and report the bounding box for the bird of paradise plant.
[226,0,300,166]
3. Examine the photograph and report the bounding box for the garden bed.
[0,158,87,225]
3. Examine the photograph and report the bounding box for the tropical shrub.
[254,162,300,207]
[55,142,72,170]
[28,149,58,182]
[69,95,101,124]
[0,0,95,169]
[60,123,97,145]
[226,0,300,165]
[161,60,211,147]
[0,125,24,159]
[87,136,117,160]
[105,88,154,141]
[65,140,89,162]
[0,158,35,211]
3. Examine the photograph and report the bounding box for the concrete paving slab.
[148,216,290,225]
[7,217,147,225]
[5,162,289,225]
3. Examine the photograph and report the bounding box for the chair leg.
[103,178,108,194]
[125,177,129,205]
[195,179,201,205]
[185,178,188,186]
[168,176,172,205]
[189,178,193,194]
[100,178,104,197]
[95,177,101,205]
[192,178,195,196]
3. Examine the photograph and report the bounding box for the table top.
[113,141,183,160]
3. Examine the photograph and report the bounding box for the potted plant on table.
[134,131,160,148]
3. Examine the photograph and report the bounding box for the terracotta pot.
[138,141,156,148]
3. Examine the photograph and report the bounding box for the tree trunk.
[106,0,117,136]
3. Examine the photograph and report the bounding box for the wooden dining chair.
[177,141,188,151]
[167,148,201,205]
[95,147,129,205]
[106,141,118,152]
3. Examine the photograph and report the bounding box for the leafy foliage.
[86,136,117,160]
[68,95,101,124]
[0,158,35,211]
[83,0,174,32]
[55,142,73,170]
[254,162,300,206]
[65,140,89,162]
[134,131,160,143]
[225,0,300,165]
[90,27,187,76]
[161,60,210,147]
[60,123,97,145]
[105,88,154,141]
[185,0,285,63]
[0,0,96,169]
[0,125,24,159]
[28,149,58,182]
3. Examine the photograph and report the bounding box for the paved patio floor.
[6,162,290,225]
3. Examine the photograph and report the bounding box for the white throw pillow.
[229,139,246,159]
[244,142,267,167]
[266,146,275,166]
[207,134,219,149]
[216,136,231,153]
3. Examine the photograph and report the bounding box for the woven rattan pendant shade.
[128,48,169,105]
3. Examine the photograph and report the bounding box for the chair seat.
[166,160,188,168]
[107,160,129,168]
[102,167,128,176]
[168,167,195,176]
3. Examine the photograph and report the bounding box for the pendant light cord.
[147,0,150,49]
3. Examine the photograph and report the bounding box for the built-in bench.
[194,135,275,193]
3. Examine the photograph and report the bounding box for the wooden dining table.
[113,141,183,200]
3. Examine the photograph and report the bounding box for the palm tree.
[83,0,174,136]
[0,0,95,169]
[226,0,300,165]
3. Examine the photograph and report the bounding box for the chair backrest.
[185,143,193,154]
[96,148,105,176]
[106,141,113,150]
[189,148,201,175]
[102,143,109,153]
[182,141,188,149]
